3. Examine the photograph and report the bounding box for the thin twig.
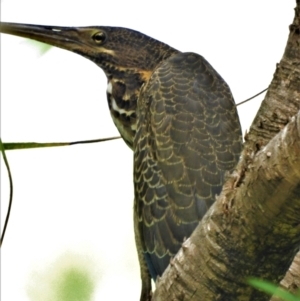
[0,138,13,247]
[3,136,121,150]
[236,88,268,107]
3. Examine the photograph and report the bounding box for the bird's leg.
[139,268,152,301]
[133,200,152,301]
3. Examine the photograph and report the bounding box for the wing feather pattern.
[134,52,242,279]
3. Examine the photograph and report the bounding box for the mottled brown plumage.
[134,52,242,282]
[0,22,242,301]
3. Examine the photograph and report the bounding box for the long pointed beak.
[0,22,88,53]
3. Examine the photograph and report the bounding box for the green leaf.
[248,278,300,301]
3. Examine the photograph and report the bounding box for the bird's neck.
[103,47,180,149]
[106,69,152,149]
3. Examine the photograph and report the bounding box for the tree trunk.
[153,1,300,300]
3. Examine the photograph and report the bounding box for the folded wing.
[134,52,242,279]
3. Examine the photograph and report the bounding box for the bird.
[0,22,242,300]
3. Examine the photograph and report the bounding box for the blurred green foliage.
[55,268,95,301]
[25,40,52,56]
[27,252,98,301]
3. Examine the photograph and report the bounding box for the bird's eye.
[92,31,106,44]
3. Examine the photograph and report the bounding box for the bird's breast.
[106,80,138,149]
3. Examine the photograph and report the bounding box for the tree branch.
[245,0,300,152]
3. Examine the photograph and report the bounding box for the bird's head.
[0,22,178,148]
[0,22,177,78]
[0,22,179,148]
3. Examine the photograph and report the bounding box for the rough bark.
[153,1,300,300]
[271,251,300,300]
[279,251,300,295]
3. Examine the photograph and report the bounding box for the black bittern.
[0,22,242,300]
